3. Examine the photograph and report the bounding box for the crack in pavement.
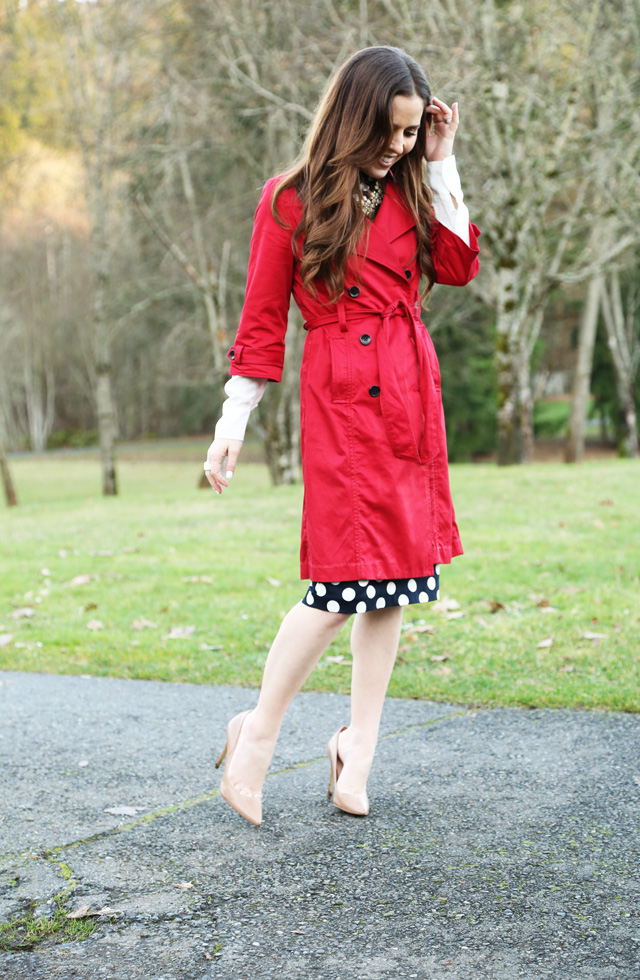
[1,707,466,870]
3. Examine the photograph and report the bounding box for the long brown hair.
[273,46,436,301]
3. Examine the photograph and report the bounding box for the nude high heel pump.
[327,726,370,817]
[215,709,263,826]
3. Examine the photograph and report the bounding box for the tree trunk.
[565,274,603,462]
[601,272,639,459]
[495,269,522,464]
[0,433,17,507]
[496,340,519,464]
[92,183,118,496]
[517,340,534,464]
[177,143,226,372]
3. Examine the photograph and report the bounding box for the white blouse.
[215,156,471,442]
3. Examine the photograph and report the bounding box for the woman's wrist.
[426,141,455,163]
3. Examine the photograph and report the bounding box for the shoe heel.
[215,742,228,769]
[326,726,346,802]
[327,764,335,801]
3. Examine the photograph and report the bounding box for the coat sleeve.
[431,216,481,287]
[227,177,296,383]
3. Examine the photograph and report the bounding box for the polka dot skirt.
[302,566,440,615]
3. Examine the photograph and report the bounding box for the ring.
[444,117,452,123]
[203,462,212,473]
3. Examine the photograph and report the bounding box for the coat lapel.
[355,179,416,278]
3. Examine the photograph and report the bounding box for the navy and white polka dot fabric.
[302,566,440,614]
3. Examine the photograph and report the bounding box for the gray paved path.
[0,670,639,979]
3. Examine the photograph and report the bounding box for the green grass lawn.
[1,444,638,711]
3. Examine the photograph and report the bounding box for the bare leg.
[336,605,404,795]
[227,602,349,794]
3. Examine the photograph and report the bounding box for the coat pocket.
[416,327,444,463]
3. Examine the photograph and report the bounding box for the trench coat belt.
[304,300,435,464]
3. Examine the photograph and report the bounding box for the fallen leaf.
[325,654,346,664]
[559,665,575,673]
[10,608,35,619]
[404,623,436,635]
[204,952,212,961]
[430,654,451,662]
[91,550,113,557]
[593,519,604,529]
[67,905,92,919]
[78,760,89,767]
[165,625,195,639]
[104,805,145,816]
[85,602,98,611]
[292,929,305,935]
[599,499,614,506]
[488,600,504,613]
[536,637,553,648]
[435,664,452,676]
[183,576,213,584]
[536,598,550,608]
[581,630,606,641]
[86,619,104,631]
[68,905,123,919]
[65,574,94,586]
[174,881,194,890]
[266,577,281,587]
[131,617,157,630]
[121,546,138,554]
[447,611,464,620]
[0,634,13,647]
[40,568,51,576]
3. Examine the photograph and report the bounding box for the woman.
[205,46,479,825]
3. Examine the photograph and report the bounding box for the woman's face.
[361,92,425,180]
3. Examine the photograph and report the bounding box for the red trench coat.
[228,175,480,582]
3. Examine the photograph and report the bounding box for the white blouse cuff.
[214,375,268,441]
[427,156,471,247]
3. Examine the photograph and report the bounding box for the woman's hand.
[204,438,243,495]
[425,97,459,162]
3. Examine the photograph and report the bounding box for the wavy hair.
[273,46,436,301]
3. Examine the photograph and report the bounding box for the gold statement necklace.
[357,172,385,219]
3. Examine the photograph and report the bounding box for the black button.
[368,385,380,397]
[229,348,235,360]
[360,334,372,346]
[405,269,412,280]
[348,286,360,298]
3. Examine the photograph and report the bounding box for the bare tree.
[52,0,160,493]
[384,0,639,463]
